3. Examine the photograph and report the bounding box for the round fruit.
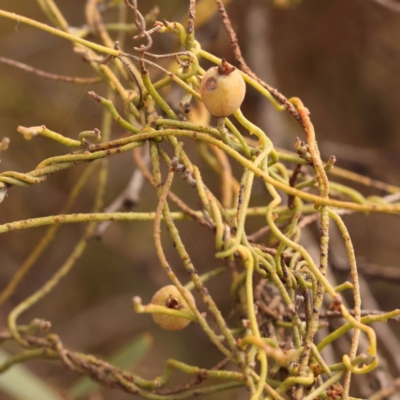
[151,285,195,331]
[200,60,246,118]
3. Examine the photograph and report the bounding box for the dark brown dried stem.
[288,164,302,209]
[0,56,102,84]
[116,55,143,105]
[124,0,153,51]
[213,0,301,124]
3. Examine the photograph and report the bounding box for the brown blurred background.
[0,0,399,399]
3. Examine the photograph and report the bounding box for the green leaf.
[69,333,153,398]
[0,350,63,400]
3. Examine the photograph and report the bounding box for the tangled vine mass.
[0,1,399,399]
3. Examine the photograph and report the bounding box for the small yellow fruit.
[200,60,246,118]
[151,285,195,331]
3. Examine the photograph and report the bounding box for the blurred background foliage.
[0,0,399,399]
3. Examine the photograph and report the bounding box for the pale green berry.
[151,285,195,331]
[200,60,246,118]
